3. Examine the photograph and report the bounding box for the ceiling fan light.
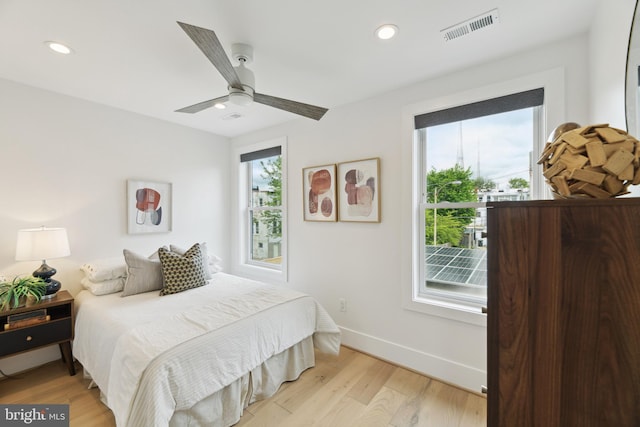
[44,41,73,54]
[229,91,253,107]
[214,103,226,109]
[375,24,398,40]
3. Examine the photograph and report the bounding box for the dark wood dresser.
[487,198,640,426]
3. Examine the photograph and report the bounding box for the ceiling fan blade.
[175,95,229,113]
[177,21,243,90]
[254,93,328,121]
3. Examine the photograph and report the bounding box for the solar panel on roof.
[426,265,445,280]
[425,246,487,288]
[427,254,455,266]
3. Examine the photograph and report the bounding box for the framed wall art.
[127,180,172,234]
[337,157,380,223]
[302,164,337,222]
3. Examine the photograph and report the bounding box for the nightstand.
[0,290,75,376]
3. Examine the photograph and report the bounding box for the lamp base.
[42,279,61,298]
[33,262,62,298]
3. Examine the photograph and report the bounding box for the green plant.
[0,276,47,311]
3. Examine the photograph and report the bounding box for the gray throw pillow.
[121,249,164,297]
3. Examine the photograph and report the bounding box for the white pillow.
[148,245,169,261]
[80,257,127,282]
[170,242,223,275]
[208,253,223,273]
[81,277,125,296]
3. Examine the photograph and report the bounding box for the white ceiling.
[0,0,600,137]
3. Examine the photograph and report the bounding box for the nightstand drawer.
[0,318,72,356]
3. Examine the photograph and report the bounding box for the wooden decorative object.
[538,123,640,198]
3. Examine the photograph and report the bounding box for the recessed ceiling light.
[214,103,226,110]
[44,41,73,55]
[375,24,398,40]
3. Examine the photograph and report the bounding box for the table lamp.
[15,226,70,298]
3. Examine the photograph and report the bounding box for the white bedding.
[73,273,341,427]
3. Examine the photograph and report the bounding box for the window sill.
[403,294,487,327]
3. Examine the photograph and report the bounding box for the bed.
[73,269,341,427]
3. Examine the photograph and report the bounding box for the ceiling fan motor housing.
[229,61,255,106]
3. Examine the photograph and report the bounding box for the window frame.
[232,137,288,284]
[417,101,543,307]
[400,68,565,325]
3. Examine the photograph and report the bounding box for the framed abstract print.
[127,180,172,234]
[337,158,380,222]
[302,164,337,222]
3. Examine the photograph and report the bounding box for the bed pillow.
[158,244,208,296]
[208,253,223,273]
[121,249,164,297]
[80,257,127,282]
[81,277,125,296]
[170,242,222,277]
[148,245,169,261]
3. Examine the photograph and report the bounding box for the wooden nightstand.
[0,290,75,376]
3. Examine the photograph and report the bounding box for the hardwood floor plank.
[351,386,406,427]
[269,352,345,413]
[235,400,291,427]
[346,357,397,405]
[415,379,470,426]
[389,381,430,427]
[314,395,367,427]
[0,347,486,427]
[277,351,378,426]
[386,365,432,397]
[460,392,488,426]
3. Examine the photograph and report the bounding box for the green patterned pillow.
[158,244,207,296]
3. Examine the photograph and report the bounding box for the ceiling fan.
[175,21,328,121]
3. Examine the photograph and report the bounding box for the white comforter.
[73,273,341,427]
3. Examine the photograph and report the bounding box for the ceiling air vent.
[441,9,500,41]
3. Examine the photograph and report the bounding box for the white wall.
[0,78,230,374]
[231,34,591,392]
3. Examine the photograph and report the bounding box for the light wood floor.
[0,346,486,426]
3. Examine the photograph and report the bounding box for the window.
[239,144,285,273]
[414,88,544,310]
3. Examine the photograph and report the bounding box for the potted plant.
[0,276,47,311]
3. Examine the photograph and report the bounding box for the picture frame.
[337,157,380,223]
[302,164,337,222]
[127,180,172,234]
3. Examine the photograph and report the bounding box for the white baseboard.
[339,326,486,394]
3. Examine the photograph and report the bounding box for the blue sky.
[425,108,534,190]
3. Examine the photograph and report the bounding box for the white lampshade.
[15,227,71,261]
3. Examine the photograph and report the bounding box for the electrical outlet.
[339,298,347,312]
